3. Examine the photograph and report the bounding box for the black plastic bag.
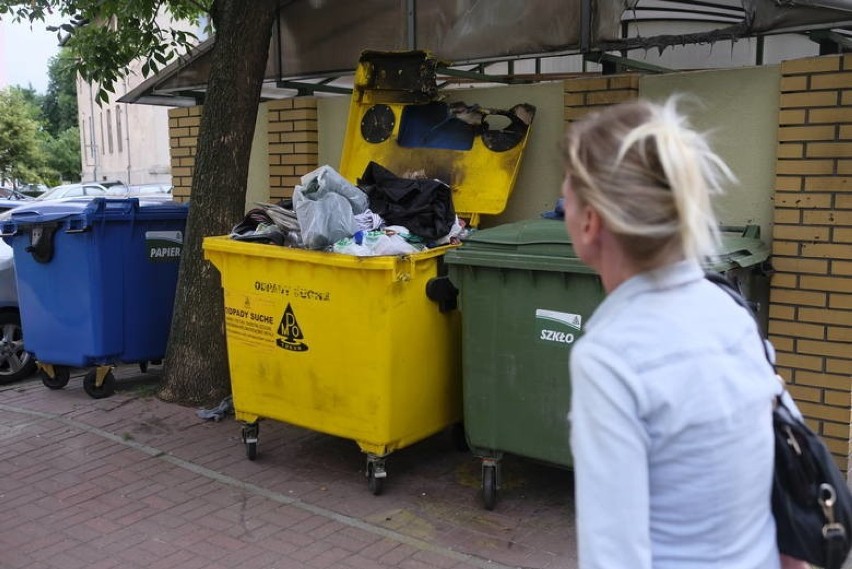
[358,161,455,242]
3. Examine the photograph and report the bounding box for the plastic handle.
[7,210,45,222]
[87,197,140,216]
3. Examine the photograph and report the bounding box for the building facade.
[77,67,173,185]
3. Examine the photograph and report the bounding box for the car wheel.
[0,311,37,384]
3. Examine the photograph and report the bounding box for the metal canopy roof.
[120,0,852,107]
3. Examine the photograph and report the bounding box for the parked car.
[0,186,35,201]
[35,183,108,200]
[17,183,48,198]
[111,183,173,196]
[0,222,37,383]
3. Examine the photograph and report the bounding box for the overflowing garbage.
[231,162,470,257]
[203,51,538,495]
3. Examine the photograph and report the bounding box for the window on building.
[106,109,114,154]
[116,107,123,153]
[100,113,105,155]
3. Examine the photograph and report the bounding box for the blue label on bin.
[535,309,581,346]
[146,231,183,262]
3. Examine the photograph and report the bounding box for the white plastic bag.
[293,165,368,249]
[332,230,424,257]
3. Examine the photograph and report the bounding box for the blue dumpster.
[0,197,188,398]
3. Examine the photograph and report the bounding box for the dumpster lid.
[713,226,771,271]
[443,219,586,273]
[337,51,536,225]
[1,197,188,230]
[445,219,770,272]
[462,218,571,249]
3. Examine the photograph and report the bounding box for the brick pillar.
[167,106,202,202]
[772,54,852,472]
[267,98,319,200]
[563,74,640,122]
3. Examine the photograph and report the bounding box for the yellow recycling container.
[203,50,535,494]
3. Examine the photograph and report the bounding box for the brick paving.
[0,366,576,569]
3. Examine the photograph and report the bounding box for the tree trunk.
[159,0,278,406]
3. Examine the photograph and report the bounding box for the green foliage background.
[0,49,81,188]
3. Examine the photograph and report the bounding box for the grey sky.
[0,15,63,94]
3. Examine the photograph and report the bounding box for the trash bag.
[358,161,455,242]
[293,165,369,249]
[332,228,425,257]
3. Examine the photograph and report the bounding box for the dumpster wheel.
[366,456,387,496]
[241,423,259,461]
[38,364,71,390]
[482,464,497,511]
[83,368,116,399]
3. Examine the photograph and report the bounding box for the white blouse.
[570,260,781,569]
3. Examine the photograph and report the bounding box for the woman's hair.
[562,97,734,263]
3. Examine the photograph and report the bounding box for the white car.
[35,183,109,200]
[0,240,37,383]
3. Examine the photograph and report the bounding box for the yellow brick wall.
[267,98,319,200]
[772,54,852,471]
[563,74,640,122]
[168,99,320,203]
[168,106,202,202]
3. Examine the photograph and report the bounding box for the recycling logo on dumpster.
[276,303,308,352]
[535,309,582,345]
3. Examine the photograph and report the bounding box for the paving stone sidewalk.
[0,367,576,569]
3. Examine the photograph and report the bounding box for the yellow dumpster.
[203,50,535,494]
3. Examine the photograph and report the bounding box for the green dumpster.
[444,219,771,510]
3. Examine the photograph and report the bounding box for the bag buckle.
[784,425,802,455]
[819,483,847,540]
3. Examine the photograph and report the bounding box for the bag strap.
[708,271,851,567]
[704,271,775,368]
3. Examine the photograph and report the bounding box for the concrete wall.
[640,66,781,240]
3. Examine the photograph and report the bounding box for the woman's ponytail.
[563,97,735,263]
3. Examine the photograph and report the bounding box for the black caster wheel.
[367,462,385,496]
[482,464,497,511]
[40,366,71,389]
[83,369,116,399]
[241,423,259,461]
[246,440,257,461]
[139,361,149,373]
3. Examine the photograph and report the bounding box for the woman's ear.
[580,204,602,247]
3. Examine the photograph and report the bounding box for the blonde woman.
[561,99,804,569]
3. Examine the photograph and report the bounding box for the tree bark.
[159,0,278,406]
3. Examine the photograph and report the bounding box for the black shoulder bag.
[706,271,852,569]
